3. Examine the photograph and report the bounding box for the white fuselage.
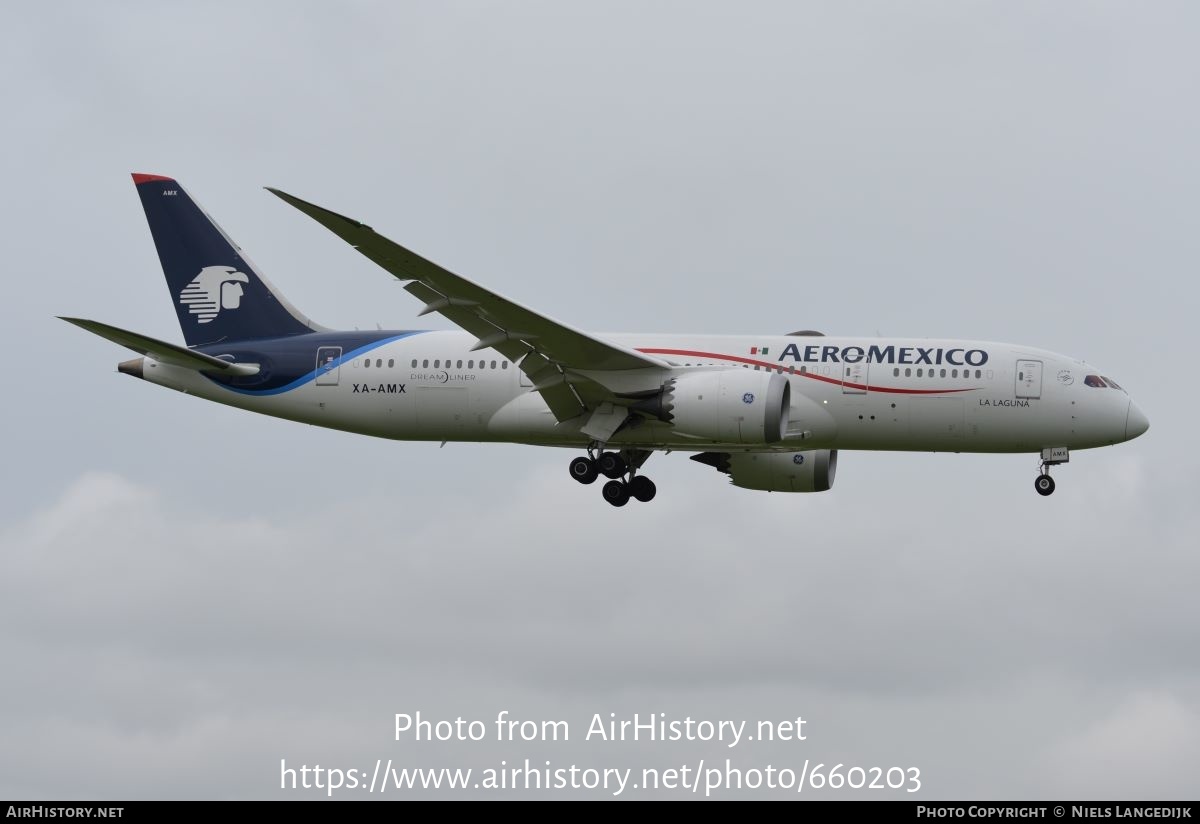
[139,332,1143,456]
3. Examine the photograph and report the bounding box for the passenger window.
[364,359,371,369]
[388,359,394,368]
[893,368,899,377]
[422,359,429,368]
[917,368,923,377]
[411,359,417,368]
[952,369,958,378]
[800,366,807,374]
[940,369,946,378]
[502,361,508,369]
[905,368,911,377]
[434,360,439,368]
[375,359,381,368]
[975,369,982,379]
[457,360,463,368]
[468,360,474,369]
[1084,375,1106,388]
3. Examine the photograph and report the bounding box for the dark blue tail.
[133,173,320,346]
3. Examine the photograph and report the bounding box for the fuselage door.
[316,346,342,386]
[842,360,868,394]
[1015,359,1042,399]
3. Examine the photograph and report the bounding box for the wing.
[266,188,670,422]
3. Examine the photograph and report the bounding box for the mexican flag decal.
[750,346,769,355]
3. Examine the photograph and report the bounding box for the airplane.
[62,174,1149,507]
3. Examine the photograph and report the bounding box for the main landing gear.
[1035,447,1069,497]
[569,447,656,507]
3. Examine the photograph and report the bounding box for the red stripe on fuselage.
[635,347,980,395]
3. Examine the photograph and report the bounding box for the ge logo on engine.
[742,393,755,404]
[793,454,805,465]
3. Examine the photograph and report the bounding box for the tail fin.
[132,173,321,346]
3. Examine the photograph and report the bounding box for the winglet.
[132,173,175,185]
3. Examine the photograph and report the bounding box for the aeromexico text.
[776,344,989,367]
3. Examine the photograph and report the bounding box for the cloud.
[1036,691,1200,799]
[2,465,1197,797]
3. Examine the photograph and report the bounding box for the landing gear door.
[842,361,867,394]
[1015,359,1042,399]
[316,346,342,386]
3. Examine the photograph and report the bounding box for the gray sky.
[2,1,1196,799]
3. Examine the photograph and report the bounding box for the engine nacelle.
[691,450,838,493]
[666,370,791,444]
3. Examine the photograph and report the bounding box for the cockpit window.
[1084,375,1107,388]
[1102,377,1124,391]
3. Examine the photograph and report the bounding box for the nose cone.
[1125,401,1149,440]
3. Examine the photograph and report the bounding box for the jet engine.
[635,370,790,444]
[691,450,838,493]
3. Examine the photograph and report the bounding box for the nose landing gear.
[1035,447,1069,496]
[569,447,655,506]
[1035,474,1056,496]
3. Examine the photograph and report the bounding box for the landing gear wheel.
[602,480,630,507]
[569,456,599,485]
[629,475,657,502]
[598,451,627,479]
[1035,474,1056,496]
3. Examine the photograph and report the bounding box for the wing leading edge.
[266,188,670,422]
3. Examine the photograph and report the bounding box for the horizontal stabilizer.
[59,317,259,375]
